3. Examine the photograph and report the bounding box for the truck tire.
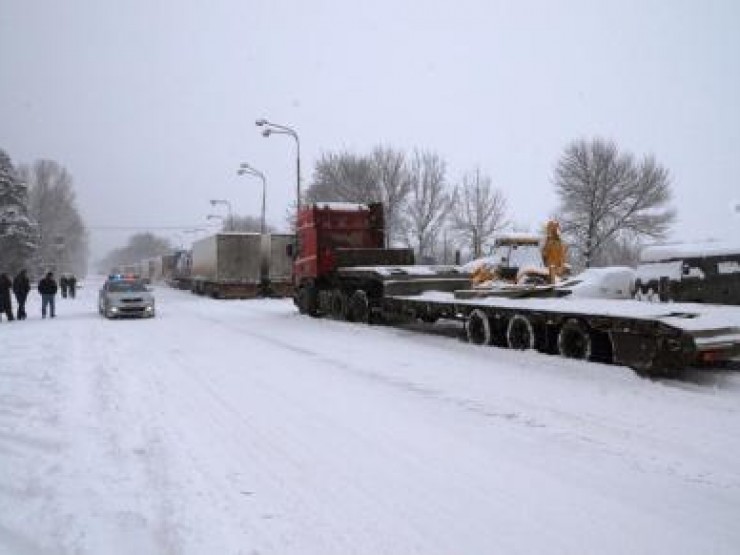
[557,318,592,360]
[466,309,492,345]
[348,290,369,323]
[506,314,535,350]
[297,286,319,317]
[330,290,348,320]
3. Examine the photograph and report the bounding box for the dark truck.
[634,242,740,305]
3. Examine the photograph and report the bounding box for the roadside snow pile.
[561,267,635,299]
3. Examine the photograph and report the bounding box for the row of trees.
[302,138,675,268]
[305,147,510,262]
[0,149,89,276]
[97,137,676,273]
[97,232,172,272]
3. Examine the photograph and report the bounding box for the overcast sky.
[1,0,738,260]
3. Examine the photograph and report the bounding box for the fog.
[1,0,738,261]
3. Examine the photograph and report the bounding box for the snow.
[312,202,369,211]
[344,264,467,277]
[563,267,636,299]
[641,241,740,262]
[2,279,740,554]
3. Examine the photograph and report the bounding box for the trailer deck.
[382,287,740,374]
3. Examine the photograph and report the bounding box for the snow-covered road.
[2,279,740,555]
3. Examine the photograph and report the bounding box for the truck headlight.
[110,307,119,313]
[145,305,154,312]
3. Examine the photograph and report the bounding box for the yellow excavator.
[470,220,568,287]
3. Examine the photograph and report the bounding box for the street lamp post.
[206,214,225,230]
[237,163,267,235]
[209,199,233,230]
[255,118,301,212]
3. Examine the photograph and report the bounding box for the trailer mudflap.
[610,331,694,372]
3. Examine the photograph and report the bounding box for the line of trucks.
[129,202,740,377]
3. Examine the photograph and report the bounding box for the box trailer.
[191,233,262,298]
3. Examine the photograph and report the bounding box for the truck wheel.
[557,319,592,360]
[506,314,535,350]
[330,290,348,320]
[466,309,492,345]
[348,290,370,323]
[297,286,319,317]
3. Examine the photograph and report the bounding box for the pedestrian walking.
[37,272,58,319]
[68,274,77,299]
[60,275,69,298]
[0,272,14,322]
[12,269,31,320]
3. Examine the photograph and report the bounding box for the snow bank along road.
[2,279,740,555]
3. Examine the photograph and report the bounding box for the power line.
[87,224,208,231]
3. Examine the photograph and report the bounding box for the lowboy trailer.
[293,202,740,376]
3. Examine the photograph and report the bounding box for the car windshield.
[107,280,147,293]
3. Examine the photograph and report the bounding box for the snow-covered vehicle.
[98,276,156,319]
[561,267,636,300]
[634,242,740,305]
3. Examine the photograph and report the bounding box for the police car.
[98,275,156,319]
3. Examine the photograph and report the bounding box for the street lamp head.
[255,118,267,126]
[262,129,272,138]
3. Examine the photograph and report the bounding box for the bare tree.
[554,138,675,268]
[402,150,450,261]
[591,234,642,267]
[371,146,410,246]
[450,168,508,258]
[20,159,89,275]
[305,151,379,203]
[98,232,172,271]
[226,215,275,233]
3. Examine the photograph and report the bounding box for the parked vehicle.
[261,233,295,297]
[188,232,294,298]
[98,276,155,319]
[634,242,740,305]
[292,202,740,376]
[167,249,193,290]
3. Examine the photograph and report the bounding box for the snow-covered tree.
[0,149,38,273]
[20,159,89,276]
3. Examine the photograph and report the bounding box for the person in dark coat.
[60,274,69,298]
[0,273,14,322]
[68,274,77,299]
[37,272,58,319]
[12,269,31,320]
